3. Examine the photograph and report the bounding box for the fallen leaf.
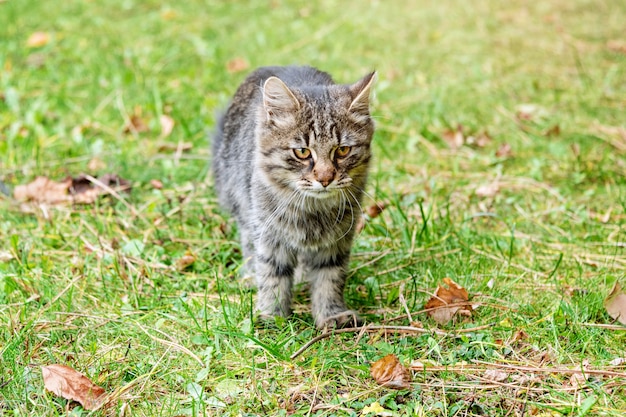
[424,277,472,325]
[176,252,196,271]
[609,357,626,366]
[544,124,560,137]
[604,282,626,325]
[42,364,106,410]
[365,202,386,219]
[226,57,249,73]
[14,174,130,206]
[483,369,508,382]
[475,182,500,198]
[123,107,149,134]
[26,31,50,48]
[159,114,175,138]
[495,143,513,158]
[14,176,73,205]
[441,125,465,149]
[370,354,411,390]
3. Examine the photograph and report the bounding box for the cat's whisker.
[336,189,357,241]
[257,189,298,242]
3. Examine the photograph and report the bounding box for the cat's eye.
[293,148,311,159]
[335,146,351,158]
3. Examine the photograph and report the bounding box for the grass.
[1,0,625,415]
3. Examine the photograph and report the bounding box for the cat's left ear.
[263,76,300,127]
[348,71,376,116]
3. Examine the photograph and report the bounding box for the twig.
[291,325,453,360]
[83,174,146,224]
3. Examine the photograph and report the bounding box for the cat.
[212,66,375,329]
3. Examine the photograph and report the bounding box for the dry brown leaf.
[544,124,561,137]
[370,354,411,390]
[226,57,249,73]
[42,364,106,410]
[424,277,472,325]
[159,114,175,138]
[14,174,130,206]
[495,143,513,158]
[604,282,626,325]
[26,31,50,48]
[14,176,72,205]
[176,252,196,271]
[441,125,464,149]
[483,369,508,382]
[365,202,387,219]
[124,107,149,134]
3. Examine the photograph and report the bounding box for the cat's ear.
[263,76,300,126]
[348,71,376,117]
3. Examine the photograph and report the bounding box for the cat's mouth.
[300,187,337,199]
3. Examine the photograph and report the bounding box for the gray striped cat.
[213,66,375,329]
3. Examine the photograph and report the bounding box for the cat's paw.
[315,309,363,330]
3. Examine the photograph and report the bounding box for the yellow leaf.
[362,401,391,416]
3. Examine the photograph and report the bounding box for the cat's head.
[255,71,376,199]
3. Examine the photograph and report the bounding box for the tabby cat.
[212,66,375,329]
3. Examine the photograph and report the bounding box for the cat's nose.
[315,167,335,187]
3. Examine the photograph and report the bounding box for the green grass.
[1,0,626,415]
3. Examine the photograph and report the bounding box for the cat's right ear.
[262,77,300,127]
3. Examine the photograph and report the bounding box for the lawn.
[1,0,625,415]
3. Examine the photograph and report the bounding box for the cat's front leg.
[305,249,362,329]
[254,243,296,319]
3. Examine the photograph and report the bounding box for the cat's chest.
[258,201,354,247]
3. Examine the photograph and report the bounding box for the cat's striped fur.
[213,66,375,328]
